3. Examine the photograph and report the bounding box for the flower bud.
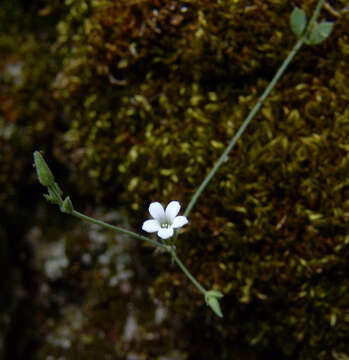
[33,151,55,187]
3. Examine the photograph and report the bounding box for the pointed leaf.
[60,196,74,214]
[290,7,307,38]
[205,290,224,318]
[206,296,223,318]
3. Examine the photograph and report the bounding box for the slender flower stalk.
[170,248,206,294]
[72,209,165,249]
[184,0,328,217]
[33,152,206,309]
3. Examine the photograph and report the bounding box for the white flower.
[142,201,188,239]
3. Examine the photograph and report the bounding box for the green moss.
[3,0,349,358]
[46,0,349,357]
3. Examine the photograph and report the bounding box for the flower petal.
[165,201,180,222]
[157,227,174,239]
[149,202,165,222]
[142,219,161,233]
[172,216,188,228]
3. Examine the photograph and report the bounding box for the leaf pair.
[290,7,333,45]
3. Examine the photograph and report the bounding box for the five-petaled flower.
[142,201,188,239]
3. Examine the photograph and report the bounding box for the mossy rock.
[2,0,349,359]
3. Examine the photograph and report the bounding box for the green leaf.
[306,21,334,45]
[206,290,224,299]
[290,7,307,38]
[60,196,74,214]
[206,296,223,318]
[205,290,224,318]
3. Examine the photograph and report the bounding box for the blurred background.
[1,0,349,359]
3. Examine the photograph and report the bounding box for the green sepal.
[290,7,307,38]
[306,21,334,45]
[205,290,224,318]
[33,151,55,187]
[43,193,56,204]
[43,188,60,204]
[60,196,74,214]
[51,182,63,198]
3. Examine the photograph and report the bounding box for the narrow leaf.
[207,296,223,318]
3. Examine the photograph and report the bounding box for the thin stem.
[71,209,206,294]
[184,38,304,216]
[184,0,327,217]
[170,249,207,294]
[71,209,166,249]
[306,0,326,35]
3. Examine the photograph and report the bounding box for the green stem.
[71,210,207,294]
[184,38,304,217]
[184,0,327,217]
[306,0,326,35]
[71,209,166,249]
[170,249,207,294]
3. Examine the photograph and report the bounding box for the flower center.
[161,223,170,229]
